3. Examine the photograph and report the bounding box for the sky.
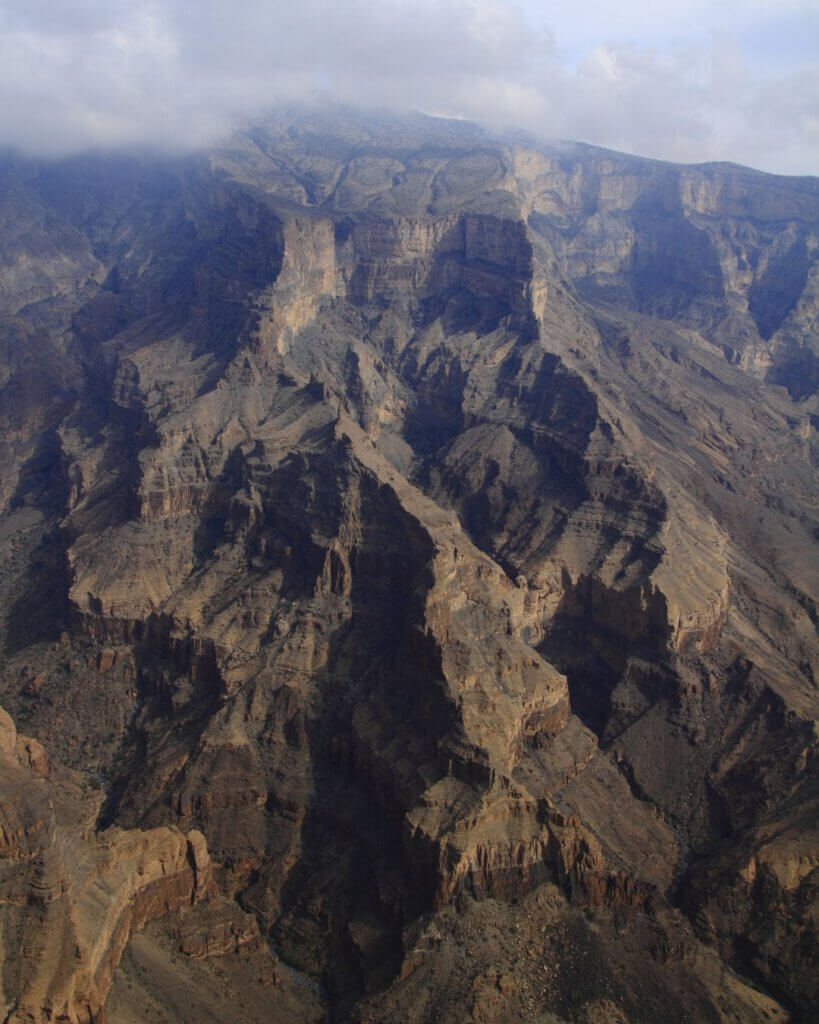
[0,0,817,175]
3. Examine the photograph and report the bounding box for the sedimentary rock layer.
[0,111,816,1022]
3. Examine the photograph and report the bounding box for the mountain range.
[0,109,816,1024]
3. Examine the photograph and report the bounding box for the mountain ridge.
[0,109,816,1024]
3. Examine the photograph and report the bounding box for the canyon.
[0,110,816,1023]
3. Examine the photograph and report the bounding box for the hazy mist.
[1,0,816,174]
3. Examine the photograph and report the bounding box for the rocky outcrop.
[0,704,215,1024]
[175,899,262,959]
[0,111,815,1023]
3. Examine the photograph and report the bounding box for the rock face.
[0,703,214,1023]
[0,111,816,1023]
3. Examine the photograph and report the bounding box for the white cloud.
[0,0,816,175]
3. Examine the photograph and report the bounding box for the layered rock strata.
[0,112,816,1022]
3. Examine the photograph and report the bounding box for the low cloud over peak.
[0,0,816,175]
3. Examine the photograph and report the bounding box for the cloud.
[0,0,816,175]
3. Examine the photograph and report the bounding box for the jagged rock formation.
[0,110,816,1023]
[0,703,212,1023]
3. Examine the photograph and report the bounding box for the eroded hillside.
[0,111,816,1024]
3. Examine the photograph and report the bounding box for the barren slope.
[0,111,816,1023]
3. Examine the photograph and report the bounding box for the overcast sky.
[0,0,816,175]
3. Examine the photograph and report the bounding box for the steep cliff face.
[0,704,215,1024]
[0,112,816,1023]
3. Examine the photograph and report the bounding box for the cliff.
[0,110,815,1023]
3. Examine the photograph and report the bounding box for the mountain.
[0,109,816,1024]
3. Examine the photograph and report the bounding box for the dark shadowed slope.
[0,111,816,1024]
